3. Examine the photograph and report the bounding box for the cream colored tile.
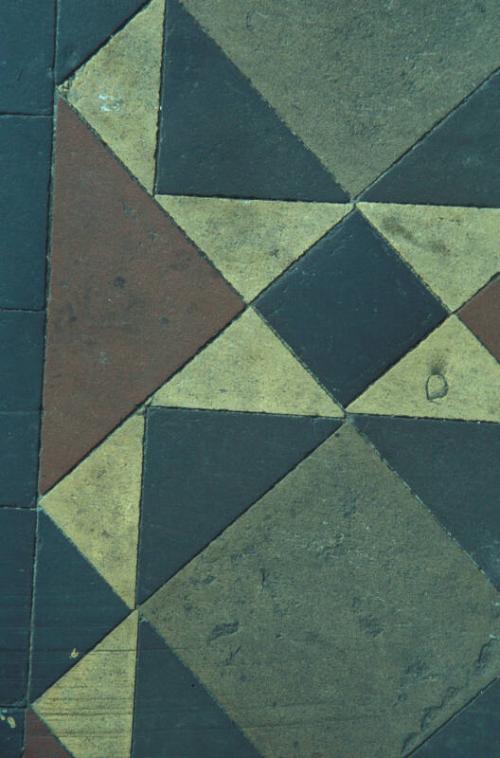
[153,309,342,416]
[41,415,144,607]
[348,316,500,421]
[157,195,351,300]
[65,0,165,191]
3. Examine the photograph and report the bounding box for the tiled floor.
[1,1,500,756]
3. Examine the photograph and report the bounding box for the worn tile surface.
[2,1,500,755]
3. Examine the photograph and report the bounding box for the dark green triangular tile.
[30,512,129,700]
[137,408,340,602]
[354,416,500,588]
[363,70,500,206]
[155,0,347,201]
[415,679,500,756]
[132,620,261,757]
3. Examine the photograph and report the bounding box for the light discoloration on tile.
[157,196,351,300]
[143,424,500,758]
[348,316,500,421]
[41,415,144,608]
[34,613,138,758]
[359,203,500,310]
[65,0,165,191]
[181,0,500,195]
[153,309,342,416]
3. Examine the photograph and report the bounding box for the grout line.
[152,0,168,194]
[25,0,59,711]
[406,677,499,756]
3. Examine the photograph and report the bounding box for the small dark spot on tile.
[359,614,383,637]
[113,275,126,288]
[209,621,240,642]
[159,315,169,325]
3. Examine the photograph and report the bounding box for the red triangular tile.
[24,710,70,758]
[40,99,243,493]
[459,276,500,362]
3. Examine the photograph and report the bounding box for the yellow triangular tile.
[34,612,138,758]
[358,203,500,310]
[157,195,352,300]
[64,0,165,191]
[153,308,343,416]
[348,316,500,422]
[41,415,144,608]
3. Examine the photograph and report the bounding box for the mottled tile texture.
[1,1,500,756]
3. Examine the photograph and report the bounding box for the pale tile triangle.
[41,414,144,608]
[34,612,138,758]
[358,203,500,310]
[157,195,352,300]
[348,316,500,422]
[153,308,343,416]
[64,0,165,192]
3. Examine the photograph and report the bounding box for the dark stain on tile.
[137,407,340,602]
[363,69,500,206]
[0,510,36,704]
[0,2,55,113]
[0,116,52,309]
[24,709,70,758]
[459,276,500,362]
[132,619,260,758]
[55,0,148,82]
[255,211,446,406]
[0,413,40,508]
[0,311,44,412]
[155,0,347,201]
[30,512,128,700]
[354,415,500,588]
[414,678,500,756]
[40,99,243,493]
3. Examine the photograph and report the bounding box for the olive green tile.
[143,424,500,758]
[65,0,165,192]
[41,415,144,608]
[359,204,500,310]
[348,316,500,422]
[153,309,342,416]
[34,612,138,758]
[181,0,500,195]
[157,195,351,300]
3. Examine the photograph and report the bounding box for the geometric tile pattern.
[1,1,500,756]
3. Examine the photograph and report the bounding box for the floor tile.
[64,0,165,192]
[0,311,44,412]
[143,424,500,757]
[0,116,52,309]
[24,710,70,758]
[138,407,340,601]
[354,416,500,589]
[30,513,128,700]
[155,0,347,201]
[41,414,144,608]
[153,309,342,417]
[0,709,24,758]
[40,99,243,494]
[157,196,351,301]
[182,0,500,196]
[0,1,55,113]
[256,210,446,406]
[359,204,500,311]
[0,413,40,508]
[56,0,148,82]
[349,316,500,422]
[364,69,500,206]
[414,679,500,757]
[459,276,500,361]
[34,612,138,758]
[132,619,260,757]
[0,510,36,704]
